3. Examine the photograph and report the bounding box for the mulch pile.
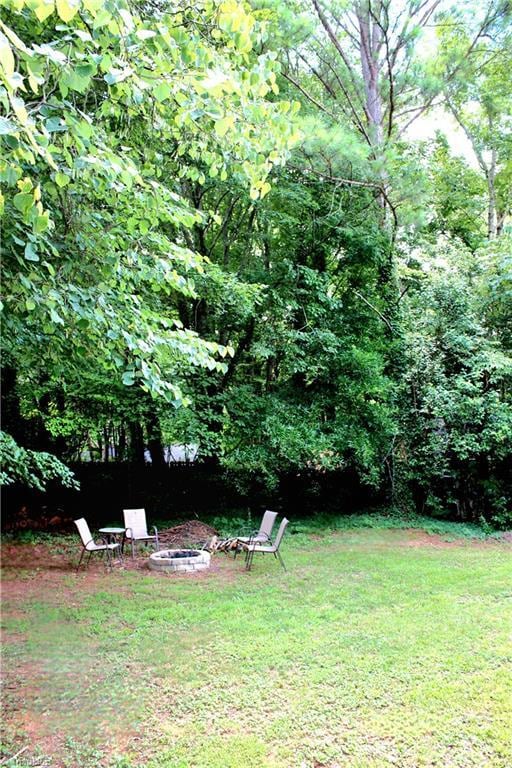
[157,520,218,548]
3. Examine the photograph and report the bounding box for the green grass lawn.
[1,524,511,768]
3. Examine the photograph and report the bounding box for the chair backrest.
[123,508,148,538]
[273,517,289,550]
[259,510,278,539]
[74,518,93,548]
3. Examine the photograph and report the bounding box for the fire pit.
[148,548,211,573]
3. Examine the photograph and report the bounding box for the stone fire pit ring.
[148,548,211,573]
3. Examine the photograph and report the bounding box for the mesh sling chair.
[74,518,121,571]
[234,509,278,558]
[123,508,159,559]
[245,517,289,572]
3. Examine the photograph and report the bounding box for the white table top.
[99,527,125,534]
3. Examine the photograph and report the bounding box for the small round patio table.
[99,527,126,560]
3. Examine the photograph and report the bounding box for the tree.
[398,235,512,526]
[428,134,487,251]
[439,10,512,238]
[0,0,299,477]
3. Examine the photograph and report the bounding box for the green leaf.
[34,213,50,234]
[50,308,64,324]
[122,371,135,386]
[62,69,90,94]
[45,117,66,133]
[33,0,55,23]
[214,116,234,137]
[13,193,33,214]
[0,33,15,78]
[260,181,271,198]
[55,172,70,188]
[154,83,171,102]
[24,242,39,262]
[104,67,133,85]
[56,0,78,23]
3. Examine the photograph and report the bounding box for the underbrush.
[210,507,496,541]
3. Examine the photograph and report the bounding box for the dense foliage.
[1,0,511,525]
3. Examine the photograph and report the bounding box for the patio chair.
[123,508,159,558]
[74,518,121,572]
[234,509,278,559]
[245,517,289,572]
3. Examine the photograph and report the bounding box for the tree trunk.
[1,364,24,444]
[146,402,165,468]
[118,425,127,462]
[357,3,384,147]
[486,147,497,239]
[128,421,145,465]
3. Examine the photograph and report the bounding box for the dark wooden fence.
[1,462,382,531]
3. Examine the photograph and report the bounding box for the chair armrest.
[125,527,133,540]
[247,531,273,547]
[249,531,273,543]
[152,526,158,535]
[239,527,263,539]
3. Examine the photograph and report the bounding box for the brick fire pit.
[148,549,211,573]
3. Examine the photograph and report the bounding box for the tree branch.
[288,162,382,189]
[351,288,394,333]
[282,71,339,123]
[312,0,368,118]
[397,2,506,137]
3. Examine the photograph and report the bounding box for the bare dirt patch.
[0,521,241,606]
[399,528,510,549]
[398,529,472,548]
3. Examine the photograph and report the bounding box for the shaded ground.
[1,525,511,768]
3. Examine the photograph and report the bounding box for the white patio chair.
[245,517,289,572]
[74,518,121,571]
[123,508,159,558]
[234,510,278,558]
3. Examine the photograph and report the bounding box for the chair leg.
[131,539,135,559]
[277,550,287,571]
[86,551,93,568]
[76,548,86,572]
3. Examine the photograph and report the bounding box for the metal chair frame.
[74,518,121,572]
[234,510,278,559]
[123,509,159,559]
[245,517,289,572]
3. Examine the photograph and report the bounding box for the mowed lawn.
[1,526,511,768]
